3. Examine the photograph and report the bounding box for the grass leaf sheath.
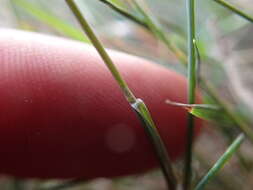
[65,0,177,189]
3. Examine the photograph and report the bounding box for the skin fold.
[0,29,201,179]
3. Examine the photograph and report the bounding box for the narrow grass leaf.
[189,107,234,125]
[131,99,177,190]
[184,0,197,188]
[65,1,177,189]
[195,134,245,190]
[165,99,233,125]
[165,99,219,110]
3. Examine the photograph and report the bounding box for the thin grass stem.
[194,134,245,190]
[195,152,240,190]
[183,0,197,189]
[65,1,177,189]
[65,0,136,103]
[131,99,178,190]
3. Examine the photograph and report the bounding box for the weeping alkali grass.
[12,0,253,189]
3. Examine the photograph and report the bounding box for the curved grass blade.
[195,134,245,190]
[12,0,89,42]
[65,1,177,189]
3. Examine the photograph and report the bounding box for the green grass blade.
[131,99,177,190]
[213,0,253,23]
[65,1,177,189]
[65,0,136,103]
[184,0,197,189]
[195,134,245,190]
[189,107,233,125]
[167,99,251,172]
[165,100,231,124]
[165,99,220,110]
[12,0,89,42]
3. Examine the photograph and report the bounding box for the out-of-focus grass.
[1,0,253,189]
[11,0,89,42]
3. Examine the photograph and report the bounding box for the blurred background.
[1,0,253,189]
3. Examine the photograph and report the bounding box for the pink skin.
[0,29,201,179]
